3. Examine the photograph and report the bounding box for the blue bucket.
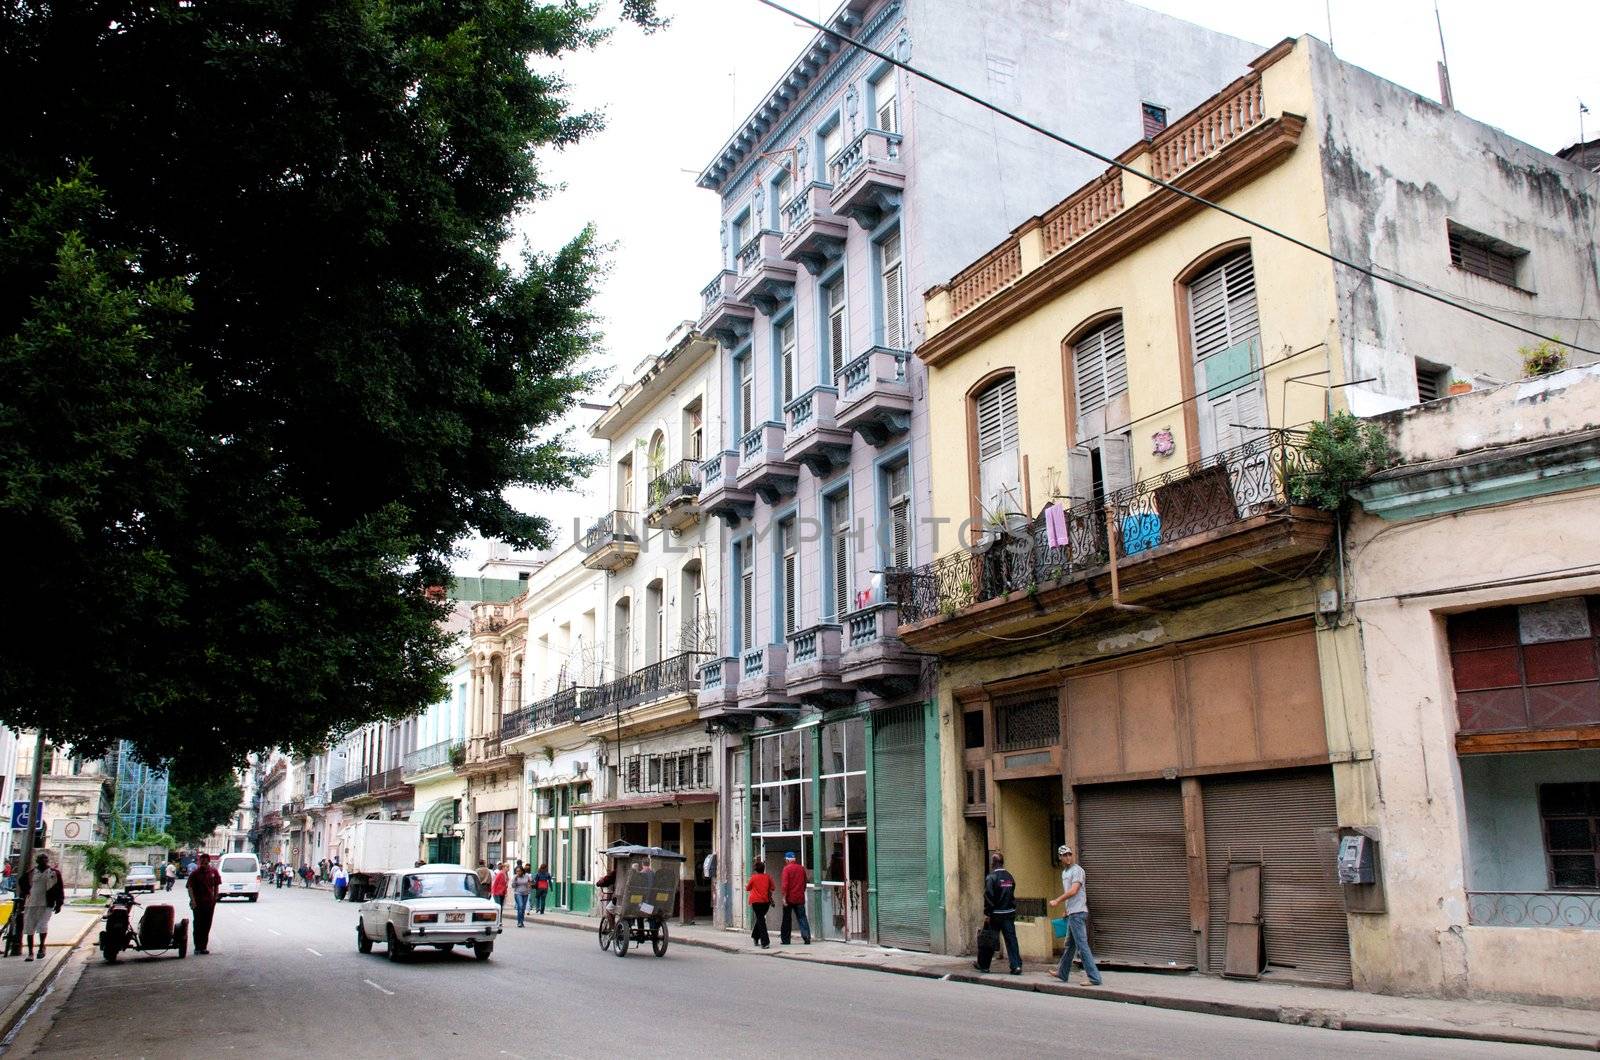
[1051,916,1068,939]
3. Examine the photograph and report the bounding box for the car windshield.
[399,873,478,899]
[219,857,256,873]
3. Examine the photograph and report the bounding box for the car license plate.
[446,912,465,923]
[231,884,244,890]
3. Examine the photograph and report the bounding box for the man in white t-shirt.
[1048,844,1103,985]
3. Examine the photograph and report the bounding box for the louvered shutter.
[1188,252,1263,458]
[740,546,754,651]
[881,232,905,350]
[828,284,847,378]
[782,521,797,635]
[830,494,850,618]
[873,702,929,950]
[877,95,899,134]
[739,356,754,436]
[888,463,911,569]
[780,321,796,404]
[1065,447,1094,508]
[1101,433,1133,496]
[976,377,1020,514]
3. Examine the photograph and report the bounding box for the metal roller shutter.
[873,702,930,950]
[1203,768,1351,985]
[1076,782,1196,968]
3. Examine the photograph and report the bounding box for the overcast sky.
[457,0,1600,573]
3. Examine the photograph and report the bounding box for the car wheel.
[386,926,411,962]
[356,921,373,954]
[473,942,493,961]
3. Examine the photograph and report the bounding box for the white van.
[216,853,261,902]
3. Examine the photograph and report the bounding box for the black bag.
[975,925,1000,971]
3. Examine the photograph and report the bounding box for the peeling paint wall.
[1309,38,1600,411]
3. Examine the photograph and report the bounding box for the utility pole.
[5,733,48,957]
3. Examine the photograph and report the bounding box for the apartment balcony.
[696,656,740,715]
[369,767,411,802]
[827,129,904,228]
[458,733,522,778]
[779,181,848,275]
[580,509,641,572]
[576,652,706,736]
[735,422,800,504]
[259,810,282,831]
[646,459,702,533]
[699,269,755,347]
[733,230,798,314]
[331,778,368,805]
[835,346,912,445]
[785,624,851,705]
[840,602,921,698]
[737,644,794,712]
[886,431,1334,657]
[303,791,330,812]
[471,602,514,637]
[403,739,461,780]
[697,449,755,525]
[783,386,853,476]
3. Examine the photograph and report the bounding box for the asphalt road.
[11,887,1568,1059]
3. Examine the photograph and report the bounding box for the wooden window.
[1540,783,1599,890]
[780,518,798,636]
[974,375,1021,516]
[825,279,847,378]
[1073,317,1127,418]
[739,542,754,651]
[778,319,796,405]
[1141,102,1168,139]
[1415,359,1450,404]
[1448,597,1600,735]
[880,231,905,350]
[684,399,703,461]
[821,122,844,178]
[773,171,791,230]
[738,354,754,438]
[873,67,898,134]
[616,454,633,510]
[1187,250,1264,456]
[828,492,851,619]
[1449,223,1522,287]
[886,461,911,570]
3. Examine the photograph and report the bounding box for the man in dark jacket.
[186,852,222,954]
[976,852,1022,975]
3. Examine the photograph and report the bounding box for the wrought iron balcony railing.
[331,779,368,803]
[647,459,701,509]
[581,509,640,551]
[370,766,406,794]
[577,652,705,721]
[403,739,461,776]
[888,430,1314,626]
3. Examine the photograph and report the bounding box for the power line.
[752,0,1600,357]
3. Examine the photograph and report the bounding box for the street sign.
[53,817,94,845]
[9,801,43,830]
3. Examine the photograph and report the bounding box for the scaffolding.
[106,741,171,835]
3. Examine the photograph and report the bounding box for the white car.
[356,865,500,961]
[217,853,261,901]
[124,864,159,893]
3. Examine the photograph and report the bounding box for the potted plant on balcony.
[448,743,466,770]
[1284,412,1392,512]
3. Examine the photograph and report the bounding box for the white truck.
[342,820,422,903]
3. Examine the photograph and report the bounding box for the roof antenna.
[1324,0,1335,52]
[1434,1,1454,110]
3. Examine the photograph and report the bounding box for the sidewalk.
[526,909,1600,1052]
[0,905,102,1044]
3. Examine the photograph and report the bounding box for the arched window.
[647,430,666,481]
[1067,316,1132,503]
[972,374,1020,518]
[1185,248,1264,457]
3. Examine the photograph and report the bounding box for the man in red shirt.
[186,852,222,954]
[778,851,810,945]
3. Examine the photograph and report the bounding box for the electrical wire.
[752,0,1600,357]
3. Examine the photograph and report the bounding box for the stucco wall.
[1309,39,1600,413]
[1460,749,1600,892]
[1346,481,1600,1004]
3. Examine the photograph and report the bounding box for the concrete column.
[680,815,696,924]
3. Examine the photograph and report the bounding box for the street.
[7,888,1571,1059]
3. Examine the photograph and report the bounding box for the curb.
[528,912,1600,1051]
[0,914,99,1045]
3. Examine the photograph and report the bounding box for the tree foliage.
[1286,412,1393,512]
[80,842,131,900]
[168,774,246,849]
[1,1,658,773]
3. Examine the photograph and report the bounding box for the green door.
[872,702,930,950]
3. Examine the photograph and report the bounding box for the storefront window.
[574,827,591,882]
[752,730,812,873]
[819,717,868,940]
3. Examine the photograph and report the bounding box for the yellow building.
[898,36,1596,991]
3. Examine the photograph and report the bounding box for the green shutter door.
[872,702,929,950]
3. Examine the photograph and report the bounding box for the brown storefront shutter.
[1202,768,1351,985]
[1076,782,1196,968]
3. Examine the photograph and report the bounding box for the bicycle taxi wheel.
[651,915,669,957]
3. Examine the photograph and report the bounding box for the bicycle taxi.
[595,843,684,957]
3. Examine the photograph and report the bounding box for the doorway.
[992,775,1063,917]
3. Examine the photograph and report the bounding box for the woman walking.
[490,862,509,913]
[533,863,553,915]
[511,864,533,927]
[746,858,774,949]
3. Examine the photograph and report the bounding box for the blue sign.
[10,801,43,830]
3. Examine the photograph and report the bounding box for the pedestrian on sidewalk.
[512,864,532,927]
[475,860,491,898]
[533,862,552,915]
[19,853,64,962]
[778,851,810,945]
[187,852,222,955]
[975,852,1022,975]
[491,862,508,912]
[746,858,773,949]
[1048,844,1102,986]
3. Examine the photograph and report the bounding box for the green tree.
[168,774,247,850]
[1,1,659,773]
[80,842,130,901]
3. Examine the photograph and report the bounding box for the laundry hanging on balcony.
[1043,502,1070,548]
